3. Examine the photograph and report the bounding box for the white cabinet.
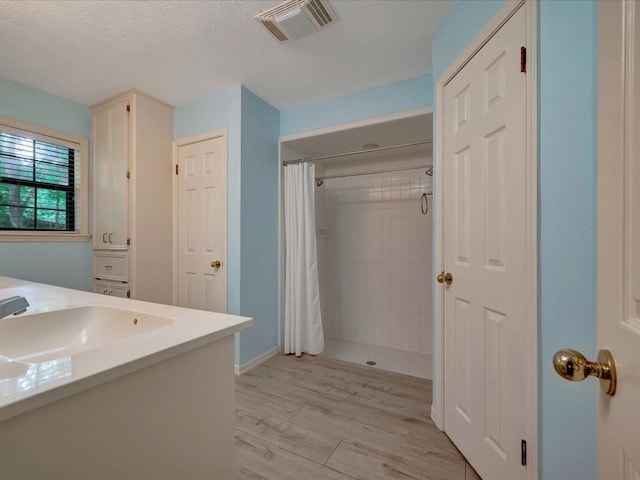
[92,90,174,304]
[93,280,130,298]
[93,100,129,250]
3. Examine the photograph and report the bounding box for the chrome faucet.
[0,296,29,319]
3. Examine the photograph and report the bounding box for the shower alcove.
[280,109,433,379]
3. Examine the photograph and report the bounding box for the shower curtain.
[283,163,324,356]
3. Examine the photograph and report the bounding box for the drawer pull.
[103,233,107,243]
[104,265,113,270]
[108,233,113,243]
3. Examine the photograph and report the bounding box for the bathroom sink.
[0,305,174,363]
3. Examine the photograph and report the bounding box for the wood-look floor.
[235,354,481,480]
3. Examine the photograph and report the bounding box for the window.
[0,132,76,231]
[0,116,89,241]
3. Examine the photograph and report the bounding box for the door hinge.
[126,171,130,179]
[175,164,179,175]
[126,237,130,246]
[520,46,526,73]
[126,104,130,113]
[521,439,527,466]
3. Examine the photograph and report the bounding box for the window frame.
[0,115,89,242]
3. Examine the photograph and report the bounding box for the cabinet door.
[93,280,130,298]
[93,109,111,248]
[93,101,129,249]
[109,102,129,249]
[107,283,130,298]
[93,280,111,296]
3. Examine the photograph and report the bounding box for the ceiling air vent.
[255,0,338,42]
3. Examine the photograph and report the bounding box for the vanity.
[0,277,252,479]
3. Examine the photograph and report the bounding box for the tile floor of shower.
[320,337,432,380]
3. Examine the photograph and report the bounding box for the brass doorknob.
[211,260,222,269]
[436,271,453,285]
[553,348,617,396]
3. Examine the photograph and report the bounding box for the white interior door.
[442,5,528,479]
[598,1,640,477]
[177,133,227,312]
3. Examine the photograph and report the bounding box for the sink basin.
[0,305,174,363]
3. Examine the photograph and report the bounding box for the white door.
[176,133,227,312]
[597,1,640,477]
[442,5,528,479]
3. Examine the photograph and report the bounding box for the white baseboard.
[234,346,280,375]
[431,405,444,431]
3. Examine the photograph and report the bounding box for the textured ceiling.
[0,0,453,109]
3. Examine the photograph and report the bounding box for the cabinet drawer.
[93,280,130,298]
[93,252,128,281]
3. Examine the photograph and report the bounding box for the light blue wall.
[238,87,280,365]
[433,1,598,479]
[280,74,433,136]
[539,2,598,479]
[173,85,243,316]
[432,0,505,80]
[0,77,91,138]
[0,76,93,291]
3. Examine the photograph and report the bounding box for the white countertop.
[0,277,252,422]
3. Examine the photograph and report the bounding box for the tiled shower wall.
[316,155,433,354]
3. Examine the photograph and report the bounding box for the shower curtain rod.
[282,140,433,166]
[315,164,434,186]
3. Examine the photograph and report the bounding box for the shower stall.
[280,111,434,379]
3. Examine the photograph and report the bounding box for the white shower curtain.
[284,163,324,356]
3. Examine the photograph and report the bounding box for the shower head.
[426,166,433,177]
[315,178,324,187]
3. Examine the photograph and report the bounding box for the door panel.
[454,146,471,264]
[598,1,640,478]
[442,5,528,479]
[453,297,472,421]
[93,108,110,248]
[177,135,227,313]
[109,101,129,249]
[483,127,506,269]
[92,100,129,250]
